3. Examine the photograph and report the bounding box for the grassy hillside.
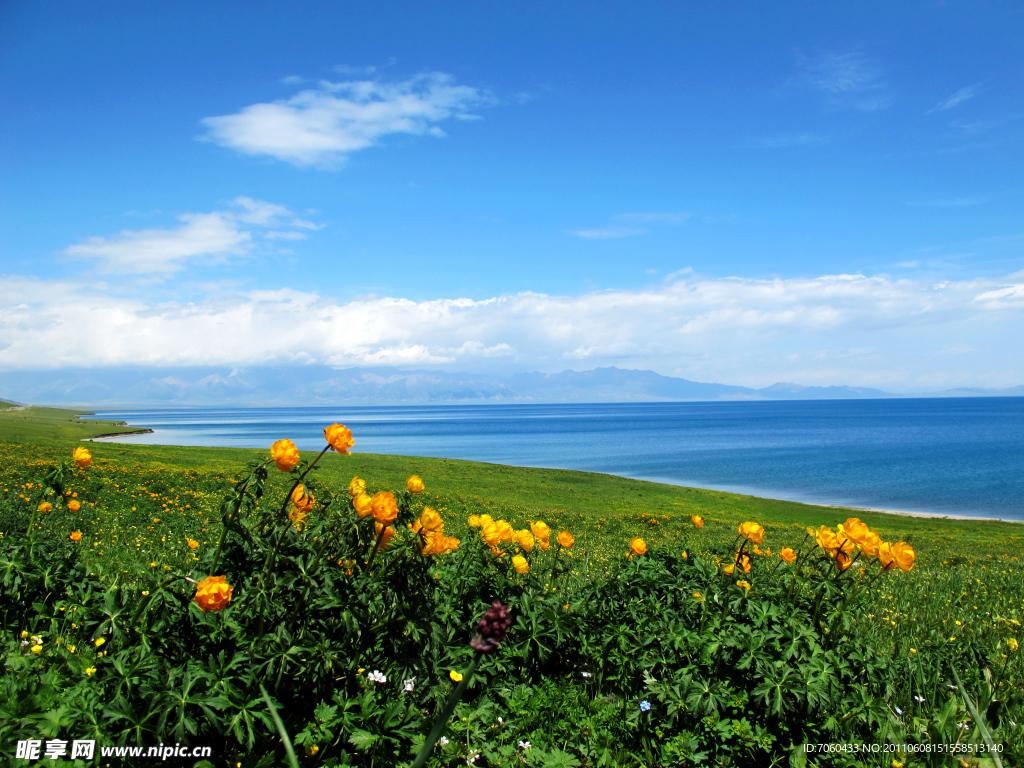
[0,404,150,442]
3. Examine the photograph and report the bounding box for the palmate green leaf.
[349,728,379,751]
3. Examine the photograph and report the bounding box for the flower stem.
[410,651,482,768]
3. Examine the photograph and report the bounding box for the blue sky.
[1,1,1022,390]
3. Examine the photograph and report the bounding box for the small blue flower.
[640,700,651,712]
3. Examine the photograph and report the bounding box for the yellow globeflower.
[348,476,366,497]
[691,515,704,529]
[1007,637,1019,652]
[531,520,552,540]
[780,547,797,563]
[815,525,839,552]
[496,520,515,542]
[467,514,482,527]
[417,507,444,533]
[324,423,354,454]
[834,551,853,571]
[370,491,398,526]
[68,500,81,512]
[72,447,92,468]
[85,667,97,676]
[94,637,106,648]
[406,475,425,494]
[291,484,315,513]
[353,492,373,518]
[514,530,535,553]
[630,537,648,556]
[736,580,751,592]
[186,538,199,550]
[193,575,234,612]
[70,531,83,542]
[557,531,575,548]
[481,522,501,547]
[288,507,307,530]
[270,439,300,472]
[374,522,396,550]
[445,535,460,552]
[737,522,765,546]
[723,564,736,575]
[838,517,870,545]
[37,501,53,513]
[512,555,529,574]
[859,530,883,557]
[450,670,463,682]
[420,530,446,556]
[890,541,916,572]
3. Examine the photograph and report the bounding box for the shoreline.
[814,503,1015,524]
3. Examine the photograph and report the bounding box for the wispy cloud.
[63,198,318,275]
[201,73,493,168]
[801,52,890,111]
[926,84,981,114]
[572,227,646,239]
[3,271,1022,388]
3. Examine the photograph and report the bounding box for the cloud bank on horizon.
[2,2,1022,393]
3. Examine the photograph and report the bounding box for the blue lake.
[87,398,1024,520]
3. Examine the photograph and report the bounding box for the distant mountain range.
[0,366,1021,407]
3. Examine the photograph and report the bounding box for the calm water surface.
[87,399,1024,520]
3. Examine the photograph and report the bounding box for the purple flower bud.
[470,600,513,653]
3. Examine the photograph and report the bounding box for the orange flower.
[691,515,704,529]
[815,525,839,552]
[353,492,373,518]
[834,550,853,571]
[445,535,460,552]
[859,530,882,557]
[737,521,764,546]
[406,475,425,494]
[736,580,751,592]
[374,522,396,550]
[291,484,315,513]
[416,507,444,533]
[838,517,870,546]
[421,530,447,556]
[539,538,551,551]
[37,501,53,513]
[270,439,300,472]
[68,500,81,512]
[348,476,366,497]
[514,530,535,553]
[467,515,482,527]
[72,447,92,468]
[880,541,916,572]
[530,520,552,540]
[324,423,354,454]
[723,564,736,575]
[481,521,501,547]
[70,531,82,542]
[187,538,199,550]
[557,531,575,548]
[370,491,398,526]
[496,520,515,542]
[512,555,529,574]
[630,537,648,556]
[780,546,797,563]
[193,575,233,612]
[288,507,307,530]
[737,553,752,573]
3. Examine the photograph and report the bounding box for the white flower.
[368,670,387,684]
[914,695,925,703]
[466,749,480,765]
[403,677,416,692]
[581,672,592,678]
[895,707,903,715]
[439,736,450,746]
[497,717,503,725]
[518,740,532,749]
[948,684,958,690]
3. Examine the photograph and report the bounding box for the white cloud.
[63,198,318,275]
[801,52,890,111]
[572,227,646,239]
[927,84,980,114]
[201,73,492,168]
[2,271,1022,388]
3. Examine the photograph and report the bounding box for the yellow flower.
[94,637,106,648]
[723,564,736,575]
[691,515,704,529]
[837,517,870,546]
[324,423,354,454]
[270,439,301,472]
[20,631,28,639]
[557,531,575,548]
[31,644,42,654]
[737,521,764,546]
[68,500,81,512]
[193,575,234,613]
[467,514,482,527]
[290,484,315,513]
[630,537,648,556]
[370,491,398,526]
[815,525,839,551]
[736,580,751,592]
[353,492,373,518]
[406,475,425,494]
[692,591,704,603]
[85,667,97,676]
[1008,637,1019,652]
[70,531,83,542]
[530,520,551,540]
[186,538,199,550]
[514,529,535,553]
[512,555,529,574]
[879,541,916,572]
[37,501,53,513]
[67,645,76,653]
[909,648,917,654]
[481,521,501,546]
[374,522,396,551]
[780,546,797,563]
[681,551,688,559]
[859,530,883,557]
[348,476,366,497]
[450,670,463,682]
[305,745,320,757]
[496,520,515,542]
[416,507,444,533]
[73,447,92,468]
[288,507,307,530]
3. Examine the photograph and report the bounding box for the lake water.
[87,398,1024,520]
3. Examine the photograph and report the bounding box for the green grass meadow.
[2,406,1022,767]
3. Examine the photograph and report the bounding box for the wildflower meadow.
[1,421,1022,767]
